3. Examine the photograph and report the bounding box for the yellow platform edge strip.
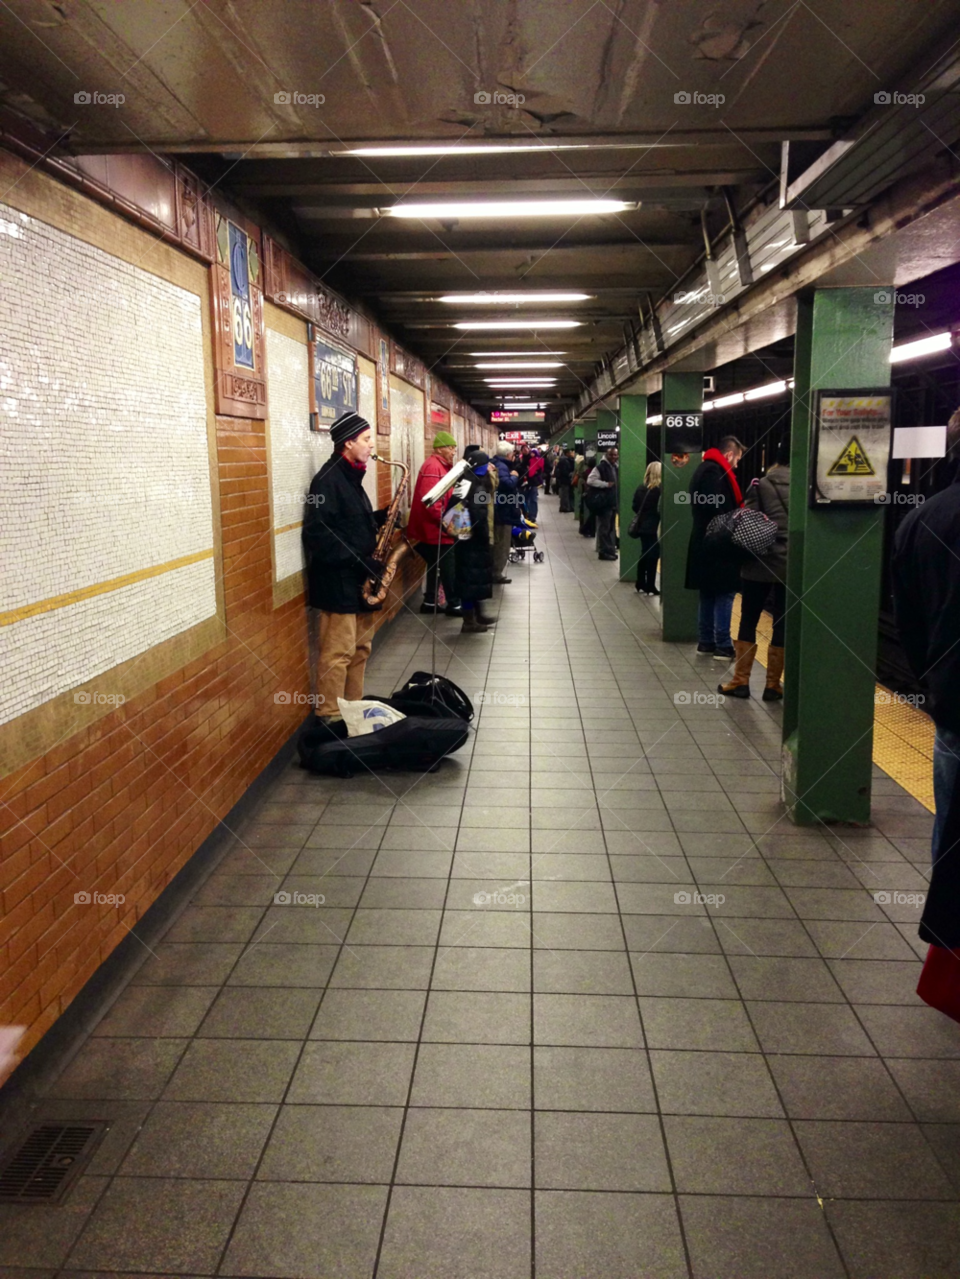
[732,600,935,814]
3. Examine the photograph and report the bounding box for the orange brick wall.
[0,159,488,1064]
[0,410,318,1058]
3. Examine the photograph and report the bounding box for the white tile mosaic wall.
[0,202,216,727]
[266,325,328,583]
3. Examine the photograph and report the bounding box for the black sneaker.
[713,646,735,660]
[419,601,439,614]
[696,643,715,654]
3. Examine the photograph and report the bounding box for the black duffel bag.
[297,672,473,777]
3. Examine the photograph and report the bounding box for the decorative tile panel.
[0,202,215,726]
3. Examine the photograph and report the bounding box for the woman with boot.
[451,450,497,634]
[719,439,790,701]
[632,461,662,594]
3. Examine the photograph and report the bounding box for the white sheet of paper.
[892,425,947,459]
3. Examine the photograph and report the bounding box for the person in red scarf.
[684,435,745,660]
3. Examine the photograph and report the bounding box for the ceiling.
[3,0,959,418]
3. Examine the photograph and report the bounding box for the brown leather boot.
[460,612,489,634]
[763,645,785,700]
[718,639,756,698]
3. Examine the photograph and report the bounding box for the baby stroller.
[509,512,545,564]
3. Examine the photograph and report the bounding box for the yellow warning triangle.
[827,435,875,476]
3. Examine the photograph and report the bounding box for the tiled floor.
[4,495,959,1278]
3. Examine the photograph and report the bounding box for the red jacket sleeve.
[407,455,453,544]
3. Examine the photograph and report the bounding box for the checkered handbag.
[705,507,777,558]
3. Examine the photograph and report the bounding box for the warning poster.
[812,390,892,505]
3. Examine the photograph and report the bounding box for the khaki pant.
[312,610,376,717]
[493,523,512,577]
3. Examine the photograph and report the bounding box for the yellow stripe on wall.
[0,549,215,628]
[274,521,304,537]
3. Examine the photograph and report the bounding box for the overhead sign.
[310,333,358,431]
[500,430,545,445]
[663,411,703,454]
[812,390,892,505]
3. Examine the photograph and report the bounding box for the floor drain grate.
[0,1123,107,1204]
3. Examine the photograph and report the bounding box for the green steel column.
[782,296,813,746]
[660,372,703,642]
[618,395,648,582]
[782,288,894,825]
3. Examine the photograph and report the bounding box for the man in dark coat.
[452,451,496,633]
[893,408,960,865]
[555,447,576,512]
[542,448,554,496]
[587,446,619,559]
[685,434,745,660]
[302,411,386,723]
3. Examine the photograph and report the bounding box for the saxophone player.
[302,410,387,728]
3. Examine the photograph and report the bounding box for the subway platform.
[2,496,955,1279]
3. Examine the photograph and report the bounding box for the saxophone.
[362,455,411,607]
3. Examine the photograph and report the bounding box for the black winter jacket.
[892,476,960,732]
[453,472,494,602]
[684,456,742,594]
[302,454,381,613]
[555,455,575,485]
[631,484,661,536]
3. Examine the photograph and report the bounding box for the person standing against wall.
[719,440,789,698]
[685,435,745,661]
[893,409,960,864]
[408,430,461,617]
[632,461,662,594]
[302,411,386,729]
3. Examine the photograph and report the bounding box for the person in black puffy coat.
[302,412,386,724]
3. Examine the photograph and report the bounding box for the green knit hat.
[433,430,456,449]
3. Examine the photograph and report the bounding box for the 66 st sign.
[229,222,255,369]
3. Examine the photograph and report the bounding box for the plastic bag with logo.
[337,698,407,737]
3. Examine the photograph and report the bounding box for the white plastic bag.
[337,698,407,736]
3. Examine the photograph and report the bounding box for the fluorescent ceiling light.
[744,381,789,400]
[335,144,594,157]
[890,331,951,363]
[486,379,557,386]
[647,414,663,425]
[440,292,591,304]
[456,320,581,330]
[388,199,631,219]
[475,361,563,369]
[469,350,566,356]
[708,393,745,409]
